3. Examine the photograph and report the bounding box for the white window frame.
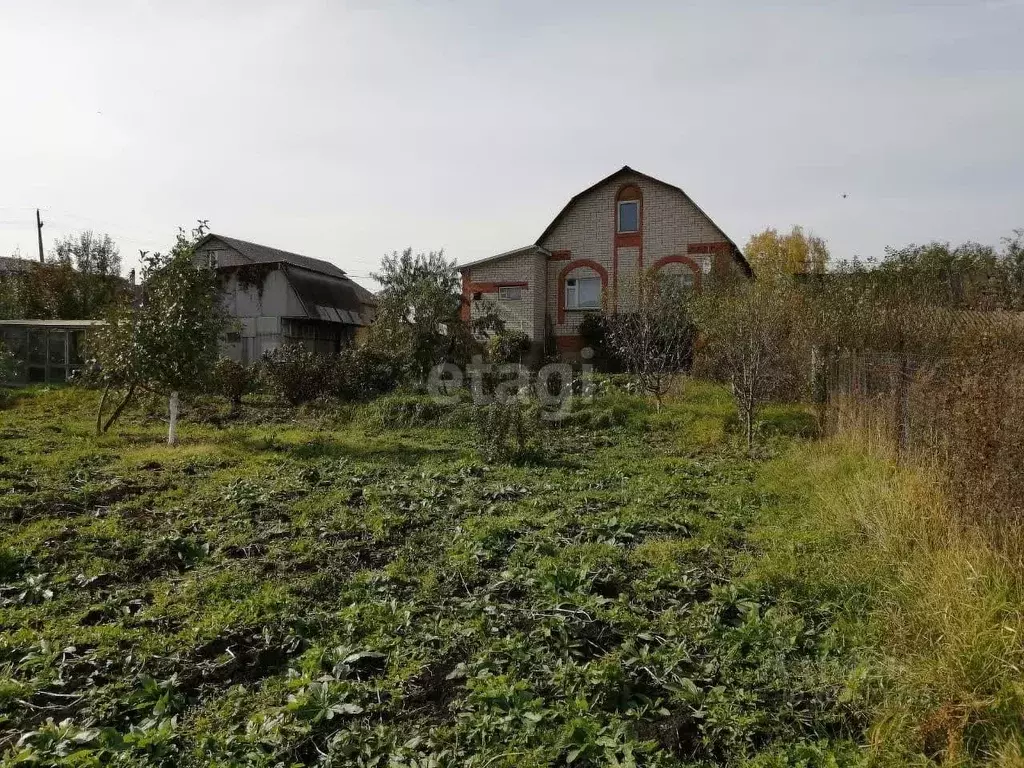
[617,200,640,233]
[498,286,523,301]
[565,276,602,310]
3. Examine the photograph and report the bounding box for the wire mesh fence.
[819,344,1024,539]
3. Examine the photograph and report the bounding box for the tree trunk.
[101,384,136,433]
[168,391,179,446]
[95,384,110,435]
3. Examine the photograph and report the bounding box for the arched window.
[649,255,703,292]
[616,185,641,234]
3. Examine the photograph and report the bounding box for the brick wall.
[463,248,546,341]
[539,171,737,342]
[463,171,743,361]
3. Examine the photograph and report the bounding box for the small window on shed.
[498,286,523,301]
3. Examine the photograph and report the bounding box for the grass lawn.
[0,384,870,767]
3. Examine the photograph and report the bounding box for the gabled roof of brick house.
[536,165,752,275]
[458,243,551,271]
[459,166,752,276]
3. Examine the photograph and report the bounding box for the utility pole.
[36,209,44,263]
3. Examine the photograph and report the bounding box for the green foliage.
[0,385,913,766]
[211,358,252,407]
[578,313,622,372]
[473,397,540,462]
[752,439,1024,764]
[485,329,532,365]
[259,343,333,405]
[0,232,125,321]
[85,221,226,436]
[330,342,406,402]
[358,392,475,430]
[371,248,479,381]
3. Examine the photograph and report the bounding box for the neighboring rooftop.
[0,256,38,274]
[0,319,105,327]
[196,233,350,281]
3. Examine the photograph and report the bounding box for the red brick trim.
[555,334,585,359]
[549,249,572,261]
[613,184,644,310]
[460,272,472,321]
[471,281,527,291]
[687,242,731,255]
[461,279,529,321]
[649,254,703,291]
[557,259,609,325]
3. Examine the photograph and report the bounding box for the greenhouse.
[0,320,103,386]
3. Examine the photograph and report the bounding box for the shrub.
[361,393,447,429]
[260,344,333,405]
[562,390,650,431]
[486,330,532,365]
[578,314,623,372]
[473,397,540,463]
[331,344,406,402]
[212,358,251,408]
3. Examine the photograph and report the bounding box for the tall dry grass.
[758,428,1024,765]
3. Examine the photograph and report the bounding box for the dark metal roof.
[285,266,373,326]
[535,166,752,276]
[197,233,349,280]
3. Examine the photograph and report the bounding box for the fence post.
[811,346,828,436]
[895,355,911,459]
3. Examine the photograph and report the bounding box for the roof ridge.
[199,233,351,281]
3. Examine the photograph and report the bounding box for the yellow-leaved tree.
[745,226,829,276]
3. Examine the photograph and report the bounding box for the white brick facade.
[460,167,748,358]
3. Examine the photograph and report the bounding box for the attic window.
[205,249,220,269]
[618,201,639,233]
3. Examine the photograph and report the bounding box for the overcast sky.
[1,1,1021,288]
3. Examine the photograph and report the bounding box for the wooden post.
[895,356,911,459]
[168,391,180,445]
[36,209,44,263]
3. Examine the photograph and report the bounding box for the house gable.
[461,166,748,357]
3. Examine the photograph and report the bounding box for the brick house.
[459,166,751,360]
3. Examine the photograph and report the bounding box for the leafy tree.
[86,222,225,443]
[51,230,124,317]
[371,248,476,381]
[0,260,84,319]
[693,273,806,450]
[51,231,121,276]
[745,226,828,276]
[604,273,696,411]
[0,231,125,320]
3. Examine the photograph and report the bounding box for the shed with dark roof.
[194,234,375,362]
